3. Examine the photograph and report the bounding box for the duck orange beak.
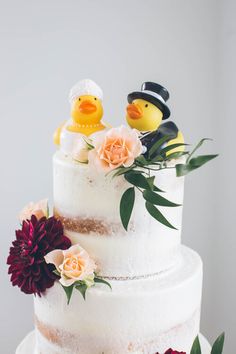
[126,103,142,119]
[79,100,97,114]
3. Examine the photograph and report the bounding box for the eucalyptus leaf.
[145,202,177,230]
[125,172,152,190]
[148,135,171,158]
[75,283,88,300]
[61,284,74,305]
[190,336,202,354]
[120,187,135,230]
[187,138,212,163]
[143,190,180,207]
[94,277,112,290]
[211,332,225,354]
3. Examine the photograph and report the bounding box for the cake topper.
[126,82,185,156]
[54,79,106,147]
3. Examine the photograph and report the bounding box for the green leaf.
[146,176,155,190]
[61,284,74,305]
[120,187,135,230]
[150,155,165,163]
[75,283,88,300]
[211,333,225,354]
[187,138,212,163]
[111,166,136,177]
[190,336,202,354]
[135,155,149,165]
[159,142,188,156]
[153,185,165,193]
[164,151,189,160]
[125,172,152,190]
[94,277,112,290]
[176,163,194,177]
[176,154,218,177]
[143,190,180,207]
[189,154,218,168]
[145,202,177,230]
[148,135,171,158]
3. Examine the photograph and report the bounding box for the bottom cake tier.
[33,246,203,354]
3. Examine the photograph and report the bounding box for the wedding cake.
[8,80,219,354]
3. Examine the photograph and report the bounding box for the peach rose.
[45,244,97,287]
[89,126,142,171]
[19,199,48,223]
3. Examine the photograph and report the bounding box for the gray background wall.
[0,0,235,353]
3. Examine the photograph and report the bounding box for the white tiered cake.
[32,152,202,354]
[10,80,218,354]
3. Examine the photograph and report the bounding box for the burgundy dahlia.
[164,349,186,354]
[7,215,71,296]
[155,350,186,354]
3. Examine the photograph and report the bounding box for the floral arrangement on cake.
[75,126,217,230]
[7,199,111,303]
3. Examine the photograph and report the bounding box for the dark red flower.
[164,349,186,354]
[155,350,186,354]
[7,215,71,296]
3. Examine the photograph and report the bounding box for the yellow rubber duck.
[126,82,184,156]
[54,79,106,146]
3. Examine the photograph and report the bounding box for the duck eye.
[78,98,81,101]
[145,104,148,107]
[94,97,97,100]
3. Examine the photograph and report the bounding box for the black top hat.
[127,82,171,119]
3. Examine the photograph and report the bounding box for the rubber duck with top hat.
[54,79,106,151]
[126,82,184,156]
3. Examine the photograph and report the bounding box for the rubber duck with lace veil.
[126,81,184,157]
[54,79,107,155]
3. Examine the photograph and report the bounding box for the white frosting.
[34,246,202,354]
[53,151,185,277]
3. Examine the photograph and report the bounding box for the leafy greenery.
[116,135,217,231]
[190,336,202,354]
[94,276,112,290]
[75,283,88,300]
[145,202,177,230]
[211,333,225,354]
[58,276,111,304]
[143,190,180,207]
[61,284,74,305]
[190,333,225,354]
[120,187,135,230]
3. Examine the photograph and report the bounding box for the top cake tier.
[53,151,185,278]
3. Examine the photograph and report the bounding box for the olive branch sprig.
[112,136,218,231]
